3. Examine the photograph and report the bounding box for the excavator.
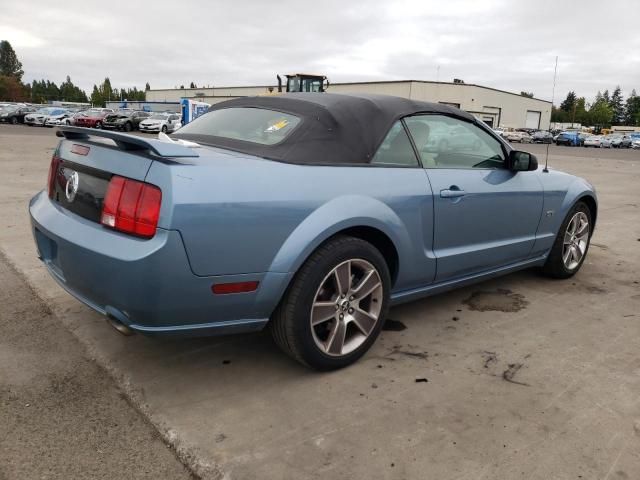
[276,73,329,93]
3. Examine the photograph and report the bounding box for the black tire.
[124,122,132,132]
[542,201,592,279]
[95,121,102,129]
[161,125,168,133]
[270,235,391,370]
[10,117,17,125]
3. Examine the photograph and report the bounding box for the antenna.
[544,56,558,173]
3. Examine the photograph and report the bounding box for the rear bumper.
[29,191,291,336]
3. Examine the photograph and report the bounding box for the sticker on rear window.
[265,119,289,133]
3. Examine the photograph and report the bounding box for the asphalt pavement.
[0,251,195,479]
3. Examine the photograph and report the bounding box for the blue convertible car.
[29,93,596,369]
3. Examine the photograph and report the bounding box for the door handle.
[440,186,466,198]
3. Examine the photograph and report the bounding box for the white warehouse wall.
[146,80,551,129]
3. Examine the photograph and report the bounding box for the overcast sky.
[3,0,639,103]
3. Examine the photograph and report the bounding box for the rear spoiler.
[56,126,199,158]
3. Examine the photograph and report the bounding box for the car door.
[404,115,544,282]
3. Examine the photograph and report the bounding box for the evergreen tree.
[145,82,150,91]
[560,91,577,113]
[101,77,113,101]
[574,97,589,125]
[520,91,534,98]
[91,85,103,106]
[624,90,640,126]
[0,41,24,80]
[609,86,624,125]
[602,89,610,104]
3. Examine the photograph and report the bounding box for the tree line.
[0,40,150,106]
[551,86,640,127]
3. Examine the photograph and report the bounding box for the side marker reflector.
[212,281,259,295]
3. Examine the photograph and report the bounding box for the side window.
[370,121,419,167]
[404,115,505,169]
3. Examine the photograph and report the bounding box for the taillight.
[100,176,162,238]
[47,155,61,198]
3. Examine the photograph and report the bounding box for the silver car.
[583,135,602,148]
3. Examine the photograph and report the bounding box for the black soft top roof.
[174,93,476,165]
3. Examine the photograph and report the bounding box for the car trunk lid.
[50,127,198,226]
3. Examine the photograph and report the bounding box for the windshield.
[149,114,169,120]
[175,107,301,145]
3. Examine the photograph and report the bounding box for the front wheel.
[270,236,391,370]
[124,122,132,132]
[95,121,102,129]
[542,201,592,279]
[10,117,18,125]
[161,125,168,133]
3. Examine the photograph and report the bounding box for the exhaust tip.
[106,315,135,336]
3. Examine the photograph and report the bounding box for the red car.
[74,108,113,129]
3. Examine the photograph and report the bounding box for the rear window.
[176,107,301,145]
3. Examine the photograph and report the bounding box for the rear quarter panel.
[144,149,436,292]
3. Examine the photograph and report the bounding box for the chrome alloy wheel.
[563,211,589,270]
[310,259,383,357]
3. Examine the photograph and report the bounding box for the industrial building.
[145,79,552,130]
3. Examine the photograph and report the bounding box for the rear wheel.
[270,236,390,370]
[95,121,102,129]
[10,117,17,125]
[542,201,592,279]
[161,125,168,133]
[124,122,132,132]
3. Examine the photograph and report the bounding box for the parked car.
[609,134,632,148]
[74,108,114,129]
[63,110,89,126]
[24,107,68,127]
[44,110,76,127]
[428,125,482,151]
[632,138,640,149]
[138,113,182,133]
[505,131,532,143]
[30,93,597,370]
[492,128,506,138]
[102,110,151,131]
[556,132,582,146]
[583,135,603,148]
[600,135,613,148]
[531,131,553,144]
[0,105,36,124]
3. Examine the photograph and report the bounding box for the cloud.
[2,0,639,103]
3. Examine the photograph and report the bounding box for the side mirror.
[508,150,538,171]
